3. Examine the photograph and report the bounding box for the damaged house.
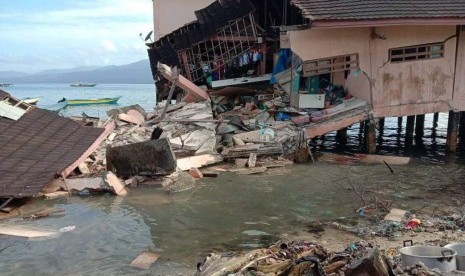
[0,90,114,205]
[148,0,465,154]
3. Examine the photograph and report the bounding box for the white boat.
[211,74,272,89]
[23,98,40,105]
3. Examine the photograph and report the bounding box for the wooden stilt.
[405,116,415,146]
[459,112,465,139]
[397,117,403,129]
[433,113,439,127]
[336,128,348,147]
[364,120,376,154]
[446,111,460,153]
[415,114,425,138]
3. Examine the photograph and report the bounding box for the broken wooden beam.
[222,145,283,159]
[157,62,209,102]
[177,154,223,171]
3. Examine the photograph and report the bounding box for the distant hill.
[0,60,154,84]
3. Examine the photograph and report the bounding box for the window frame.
[302,53,359,77]
[389,42,445,63]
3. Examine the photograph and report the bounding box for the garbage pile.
[196,240,395,276]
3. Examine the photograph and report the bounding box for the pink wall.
[153,0,215,40]
[289,25,461,117]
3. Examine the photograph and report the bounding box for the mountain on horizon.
[0,60,154,84]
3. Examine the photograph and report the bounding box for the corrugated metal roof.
[291,0,465,21]
[0,108,105,198]
[0,101,26,121]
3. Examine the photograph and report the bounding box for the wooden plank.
[104,172,128,196]
[177,154,223,171]
[130,252,160,270]
[248,153,257,168]
[157,63,209,102]
[61,121,116,178]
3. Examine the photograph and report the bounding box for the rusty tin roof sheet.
[0,108,104,198]
[292,0,465,21]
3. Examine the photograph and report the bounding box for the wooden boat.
[60,96,121,106]
[42,101,68,114]
[22,97,40,105]
[70,83,97,87]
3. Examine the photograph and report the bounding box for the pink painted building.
[287,0,465,118]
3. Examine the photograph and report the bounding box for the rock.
[166,172,196,193]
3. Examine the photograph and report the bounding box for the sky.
[0,0,153,73]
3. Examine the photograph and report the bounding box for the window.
[302,53,359,77]
[389,43,444,63]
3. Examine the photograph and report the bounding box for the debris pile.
[197,240,395,276]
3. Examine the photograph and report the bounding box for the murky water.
[2,84,465,274]
[1,162,465,275]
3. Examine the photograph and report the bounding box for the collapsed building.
[148,0,465,154]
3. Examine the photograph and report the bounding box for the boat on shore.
[70,83,97,87]
[22,97,40,105]
[58,96,121,106]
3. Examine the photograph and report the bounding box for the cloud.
[0,0,153,73]
[100,40,118,53]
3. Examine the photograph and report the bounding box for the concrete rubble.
[24,63,381,200]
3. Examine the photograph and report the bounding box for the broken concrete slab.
[165,172,196,193]
[107,104,147,118]
[170,129,216,151]
[106,138,177,178]
[104,172,129,196]
[384,208,408,222]
[127,110,145,124]
[130,252,160,270]
[64,178,109,193]
[195,137,217,155]
[177,154,223,171]
[118,113,144,126]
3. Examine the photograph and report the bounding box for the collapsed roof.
[0,91,107,198]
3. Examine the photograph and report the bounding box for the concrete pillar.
[446,111,460,153]
[415,114,425,138]
[405,116,415,146]
[364,120,376,154]
[336,128,348,147]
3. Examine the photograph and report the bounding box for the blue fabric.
[270,49,292,84]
